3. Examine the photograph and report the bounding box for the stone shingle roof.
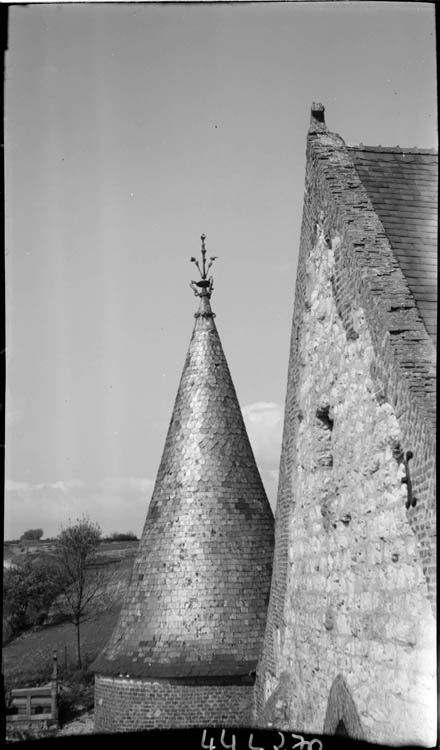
[92,294,274,680]
[349,146,438,344]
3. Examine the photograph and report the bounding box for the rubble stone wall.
[255,117,436,747]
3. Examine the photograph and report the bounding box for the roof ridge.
[348,144,438,155]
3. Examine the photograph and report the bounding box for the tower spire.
[92,240,274,731]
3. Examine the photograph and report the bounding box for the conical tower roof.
[92,237,274,680]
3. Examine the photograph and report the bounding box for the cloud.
[4,403,283,538]
[242,401,283,510]
[127,477,155,493]
[99,476,154,495]
[242,402,283,465]
[5,480,31,492]
[38,479,85,492]
[4,476,154,540]
[5,479,85,493]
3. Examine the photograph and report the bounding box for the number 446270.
[201,729,323,750]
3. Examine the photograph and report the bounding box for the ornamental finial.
[190,234,218,298]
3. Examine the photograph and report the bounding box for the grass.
[3,608,120,691]
[3,542,135,689]
[3,541,135,731]
[4,608,122,731]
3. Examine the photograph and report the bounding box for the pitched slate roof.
[92,289,274,680]
[348,146,438,344]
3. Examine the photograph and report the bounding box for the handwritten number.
[201,729,216,750]
[248,733,265,750]
[220,730,236,750]
[201,728,321,750]
[290,734,308,750]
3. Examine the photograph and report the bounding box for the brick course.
[95,675,254,732]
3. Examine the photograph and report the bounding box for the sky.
[4,1,437,540]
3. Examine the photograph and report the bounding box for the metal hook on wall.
[401,450,417,509]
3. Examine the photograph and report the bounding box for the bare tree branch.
[50,515,102,668]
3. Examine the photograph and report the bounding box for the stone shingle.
[92,292,274,680]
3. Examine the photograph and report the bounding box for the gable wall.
[254,119,436,747]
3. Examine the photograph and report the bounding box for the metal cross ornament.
[190,234,218,297]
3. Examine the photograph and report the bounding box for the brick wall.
[94,675,254,732]
[254,109,436,747]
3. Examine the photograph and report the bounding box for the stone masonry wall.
[94,676,254,733]
[255,110,436,747]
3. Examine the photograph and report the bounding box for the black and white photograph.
[3,1,437,746]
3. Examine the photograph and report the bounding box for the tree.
[3,556,62,639]
[108,531,138,541]
[20,528,44,541]
[51,516,103,669]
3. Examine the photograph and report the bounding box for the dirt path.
[58,711,95,735]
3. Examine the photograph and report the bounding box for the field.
[3,608,122,737]
[3,609,120,690]
[4,538,139,567]
[3,539,137,733]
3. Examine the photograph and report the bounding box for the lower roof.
[349,146,437,345]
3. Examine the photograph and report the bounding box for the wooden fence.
[7,651,58,724]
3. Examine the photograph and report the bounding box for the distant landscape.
[3,536,138,737]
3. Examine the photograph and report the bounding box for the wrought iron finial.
[190,234,218,298]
